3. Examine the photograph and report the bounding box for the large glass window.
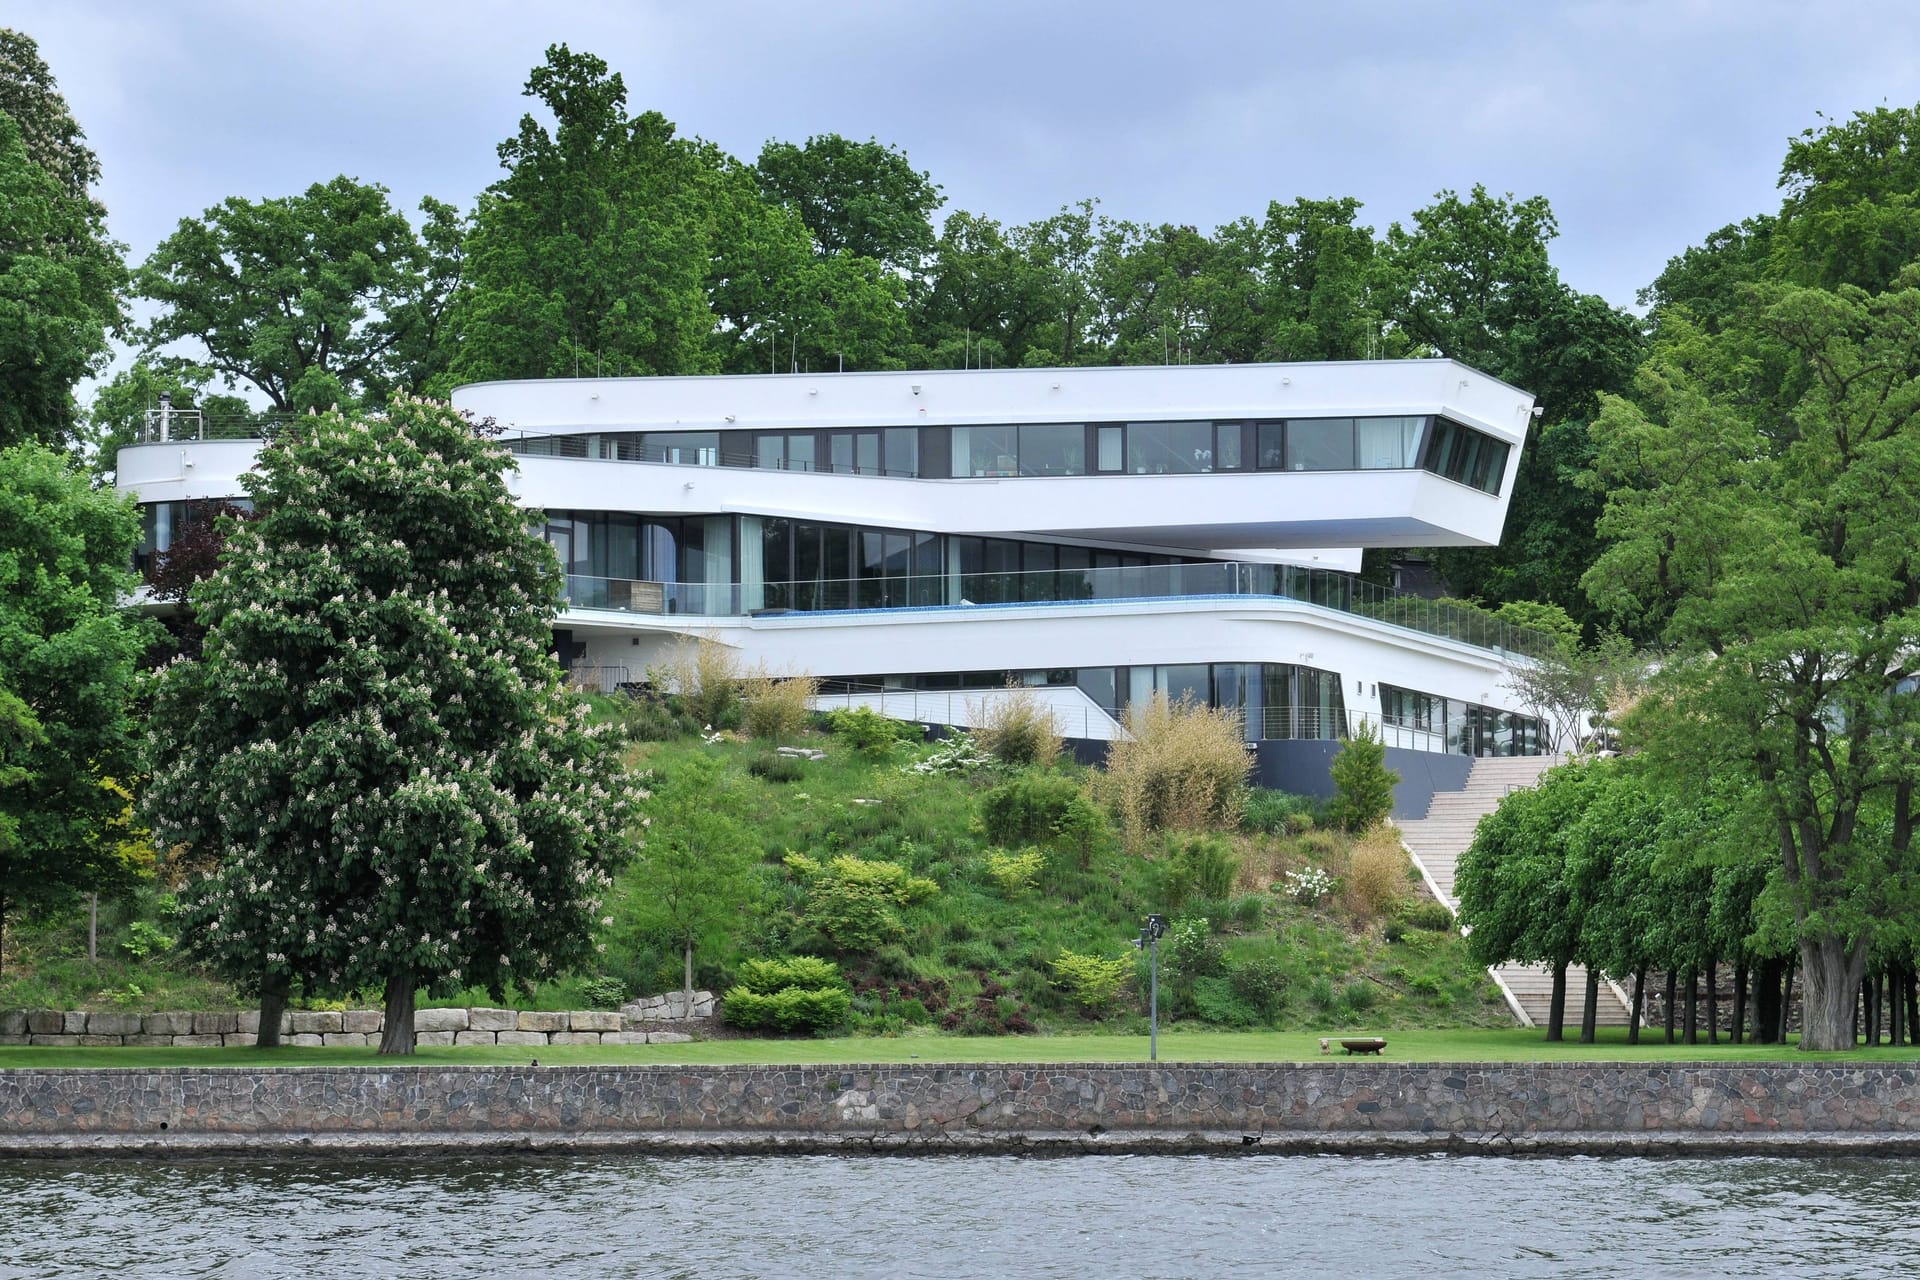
[1257,420,1285,469]
[1126,420,1215,474]
[1018,423,1084,476]
[952,425,1018,477]
[1357,416,1426,469]
[1216,423,1244,470]
[1286,418,1356,471]
[1421,418,1511,494]
[1096,425,1124,472]
[885,427,917,477]
[643,432,718,466]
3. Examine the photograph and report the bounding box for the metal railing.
[566,664,632,694]
[136,408,298,444]
[557,562,1557,659]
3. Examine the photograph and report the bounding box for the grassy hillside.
[2,694,1511,1037]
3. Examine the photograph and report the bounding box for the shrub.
[1340,980,1379,1013]
[1228,954,1289,1018]
[985,848,1045,898]
[783,852,938,954]
[1051,950,1134,1014]
[662,634,743,729]
[742,670,819,742]
[825,705,918,754]
[1100,692,1252,848]
[721,984,851,1034]
[1051,792,1114,870]
[580,975,627,1008]
[1401,900,1456,932]
[736,955,845,994]
[1162,834,1239,910]
[1190,975,1260,1026]
[981,772,1081,846]
[121,920,175,959]
[747,751,806,782]
[1241,787,1312,835]
[972,683,1062,767]
[1158,916,1225,989]
[1282,866,1335,906]
[1327,721,1400,832]
[903,731,992,776]
[1227,893,1268,932]
[616,692,701,742]
[1345,825,1410,918]
[1383,919,1408,944]
[1284,810,1316,835]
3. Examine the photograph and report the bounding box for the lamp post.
[1134,913,1168,1062]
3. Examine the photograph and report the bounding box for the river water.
[4,1153,1915,1278]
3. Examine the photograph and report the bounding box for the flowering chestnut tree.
[144,397,637,1053]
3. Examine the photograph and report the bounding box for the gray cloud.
[15,0,1920,316]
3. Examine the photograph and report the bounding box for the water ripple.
[2,1154,1918,1279]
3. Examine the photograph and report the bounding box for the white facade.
[116,359,1553,761]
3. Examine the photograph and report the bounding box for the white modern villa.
[117,359,1552,809]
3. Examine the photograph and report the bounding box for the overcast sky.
[16,0,1920,318]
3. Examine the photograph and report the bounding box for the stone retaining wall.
[3,1062,1920,1155]
[0,1003,707,1049]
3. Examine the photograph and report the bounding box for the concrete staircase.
[1396,755,1636,1029]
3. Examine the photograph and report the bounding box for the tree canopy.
[0,442,150,968]
[144,398,639,1052]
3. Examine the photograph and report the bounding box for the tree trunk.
[88,894,97,963]
[256,973,289,1049]
[1891,968,1905,1046]
[1629,967,1646,1045]
[1731,964,1748,1046]
[1706,958,1719,1046]
[1683,967,1698,1045]
[1546,962,1568,1042]
[1579,968,1599,1044]
[1798,936,1864,1052]
[1664,970,1678,1044]
[683,940,695,1021]
[377,973,416,1055]
[1753,956,1782,1044]
[1774,955,1789,1043]
[1906,968,1918,1047]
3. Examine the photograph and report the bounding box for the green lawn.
[4,1026,1913,1069]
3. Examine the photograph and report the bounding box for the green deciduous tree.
[1586,272,1920,1051]
[1456,761,1606,1039]
[629,755,757,1017]
[134,177,460,413]
[0,105,123,452]
[756,133,943,274]
[143,398,638,1053]
[0,442,149,971]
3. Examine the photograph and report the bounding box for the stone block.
[322,1032,369,1047]
[193,1012,239,1035]
[25,1010,62,1035]
[453,1031,497,1046]
[496,1030,547,1046]
[569,1010,621,1032]
[692,996,715,1018]
[0,1011,26,1036]
[288,1033,326,1048]
[516,1010,566,1032]
[0,1035,28,1046]
[414,1007,468,1033]
[123,1034,174,1047]
[468,1007,517,1032]
[602,1031,651,1045]
[648,1031,692,1045]
[86,1012,143,1037]
[289,1011,342,1035]
[172,1034,225,1048]
[62,1011,88,1034]
[29,1035,80,1047]
[76,1034,124,1046]
[222,1034,257,1047]
[414,1031,456,1047]
[341,1010,383,1034]
[548,1031,602,1045]
[143,1012,194,1036]
[236,1010,294,1036]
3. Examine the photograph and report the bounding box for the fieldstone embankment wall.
[4,1062,1920,1156]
